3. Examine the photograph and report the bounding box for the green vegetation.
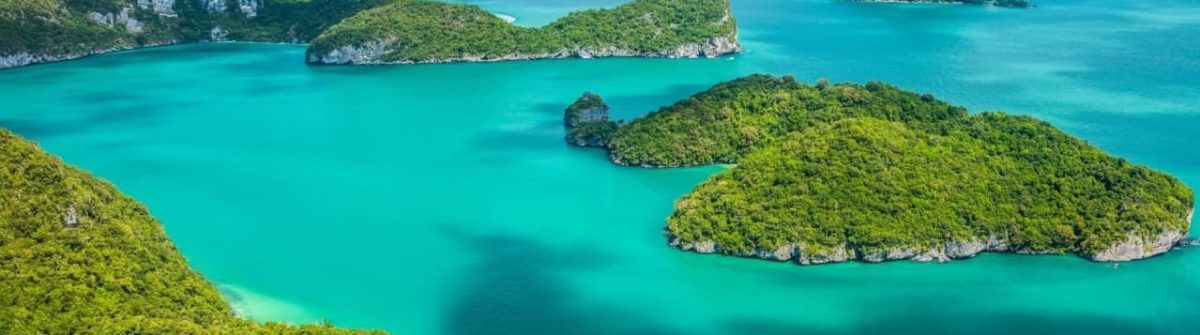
[2,0,738,67]
[307,0,738,63]
[583,74,1193,262]
[564,92,619,147]
[0,129,383,334]
[0,0,399,67]
[0,0,177,57]
[176,0,398,43]
[607,75,966,167]
[668,117,1192,258]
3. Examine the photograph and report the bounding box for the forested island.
[0,0,738,69]
[566,75,1194,264]
[306,0,739,65]
[0,129,384,334]
[857,0,1030,8]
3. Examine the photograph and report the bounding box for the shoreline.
[669,209,1196,265]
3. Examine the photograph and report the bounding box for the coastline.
[1,41,313,71]
[669,209,1196,265]
[307,36,741,65]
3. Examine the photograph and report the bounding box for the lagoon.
[1,0,1198,334]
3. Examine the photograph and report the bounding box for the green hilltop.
[306,0,739,64]
[0,129,385,334]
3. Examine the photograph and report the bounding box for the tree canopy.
[0,129,383,334]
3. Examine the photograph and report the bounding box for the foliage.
[567,121,620,147]
[0,0,396,59]
[0,129,384,334]
[307,0,737,62]
[564,92,619,147]
[657,113,1192,258]
[602,74,1192,258]
[176,0,398,43]
[608,74,967,167]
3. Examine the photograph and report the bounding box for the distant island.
[0,0,739,69]
[0,129,384,334]
[306,0,740,65]
[857,0,1030,8]
[565,75,1194,264]
[0,0,397,69]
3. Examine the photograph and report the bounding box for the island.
[564,92,620,147]
[306,0,740,65]
[0,0,393,69]
[0,129,385,334]
[565,75,1194,264]
[857,0,1030,8]
[1,0,739,69]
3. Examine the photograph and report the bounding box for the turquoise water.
[2,0,1199,333]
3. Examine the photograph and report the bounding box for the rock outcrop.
[563,92,619,147]
[670,209,1194,265]
[1090,209,1194,262]
[87,6,145,33]
[138,0,177,16]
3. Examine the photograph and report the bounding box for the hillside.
[606,75,966,167]
[565,75,1194,264]
[0,129,384,334]
[667,117,1193,263]
[306,0,739,64]
[0,0,395,69]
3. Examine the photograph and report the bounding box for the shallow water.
[1,0,1198,334]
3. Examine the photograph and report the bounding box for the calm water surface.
[1,0,1198,334]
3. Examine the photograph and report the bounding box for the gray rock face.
[307,39,396,65]
[198,0,226,12]
[63,204,80,228]
[87,7,145,33]
[1090,209,1193,262]
[210,26,230,41]
[669,207,1194,264]
[238,0,262,18]
[564,92,610,127]
[137,0,177,16]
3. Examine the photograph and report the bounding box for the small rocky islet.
[563,75,1195,265]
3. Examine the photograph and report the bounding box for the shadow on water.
[726,312,1154,335]
[0,102,180,138]
[437,224,682,335]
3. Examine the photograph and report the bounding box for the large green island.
[0,130,384,334]
[0,0,739,69]
[565,75,1194,264]
[306,0,739,65]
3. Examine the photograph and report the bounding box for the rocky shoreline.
[0,40,177,70]
[306,36,741,65]
[669,210,1194,264]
